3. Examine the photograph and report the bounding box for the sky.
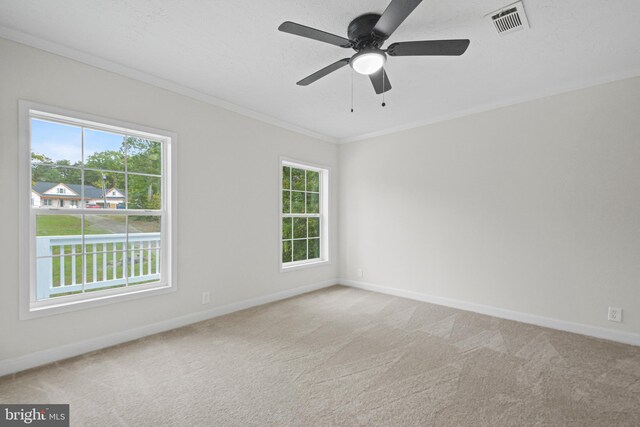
[31,118,126,164]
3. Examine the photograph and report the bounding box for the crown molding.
[3,25,640,146]
[337,67,640,143]
[0,26,338,144]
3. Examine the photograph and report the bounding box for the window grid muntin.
[31,163,161,179]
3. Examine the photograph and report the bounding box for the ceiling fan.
[278,0,470,95]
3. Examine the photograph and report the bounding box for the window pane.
[282,190,291,213]
[31,118,82,165]
[84,129,126,172]
[128,175,161,209]
[282,218,292,239]
[308,218,320,238]
[32,168,82,208]
[36,214,82,239]
[83,213,136,291]
[291,192,305,213]
[128,215,161,286]
[85,271,127,292]
[84,215,126,252]
[291,168,305,191]
[293,217,307,239]
[282,166,291,190]
[127,138,162,175]
[85,248,127,285]
[309,238,320,259]
[128,215,161,233]
[293,239,307,262]
[306,193,319,214]
[36,214,83,300]
[84,171,125,210]
[36,257,83,300]
[282,240,292,263]
[306,170,320,192]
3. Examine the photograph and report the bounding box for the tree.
[126,138,161,210]
[84,150,125,190]
[31,153,81,184]
[127,138,161,173]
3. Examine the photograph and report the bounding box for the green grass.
[37,215,111,236]
[37,215,81,236]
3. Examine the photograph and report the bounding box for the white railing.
[36,233,161,299]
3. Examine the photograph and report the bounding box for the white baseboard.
[4,277,637,377]
[0,279,336,377]
[340,278,640,347]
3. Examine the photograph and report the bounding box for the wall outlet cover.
[202,291,211,305]
[608,306,622,322]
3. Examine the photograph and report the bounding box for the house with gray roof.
[32,182,125,208]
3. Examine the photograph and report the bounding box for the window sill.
[280,259,330,273]
[21,283,176,320]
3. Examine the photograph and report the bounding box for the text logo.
[0,405,68,426]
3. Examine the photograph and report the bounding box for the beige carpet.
[1,285,639,426]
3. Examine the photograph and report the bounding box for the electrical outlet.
[608,306,622,322]
[202,291,210,305]
[357,268,363,278]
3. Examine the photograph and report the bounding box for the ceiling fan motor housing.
[348,13,386,50]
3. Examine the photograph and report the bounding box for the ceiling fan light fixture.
[350,49,386,75]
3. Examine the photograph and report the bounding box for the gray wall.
[339,76,640,335]
[2,36,639,368]
[0,38,338,363]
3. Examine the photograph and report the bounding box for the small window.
[20,101,177,318]
[281,160,328,270]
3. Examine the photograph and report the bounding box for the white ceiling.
[1,0,640,142]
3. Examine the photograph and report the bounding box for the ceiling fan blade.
[279,21,353,48]
[387,39,470,56]
[369,68,392,94]
[297,58,351,86]
[373,0,423,38]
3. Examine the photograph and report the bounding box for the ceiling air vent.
[490,1,529,35]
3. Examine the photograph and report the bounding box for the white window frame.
[280,158,329,272]
[18,100,178,319]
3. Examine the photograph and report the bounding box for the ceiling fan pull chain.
[351,70,354,112]
[382,67,386,107]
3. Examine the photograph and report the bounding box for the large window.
[281,160,328,269]
[19,101,176,318]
